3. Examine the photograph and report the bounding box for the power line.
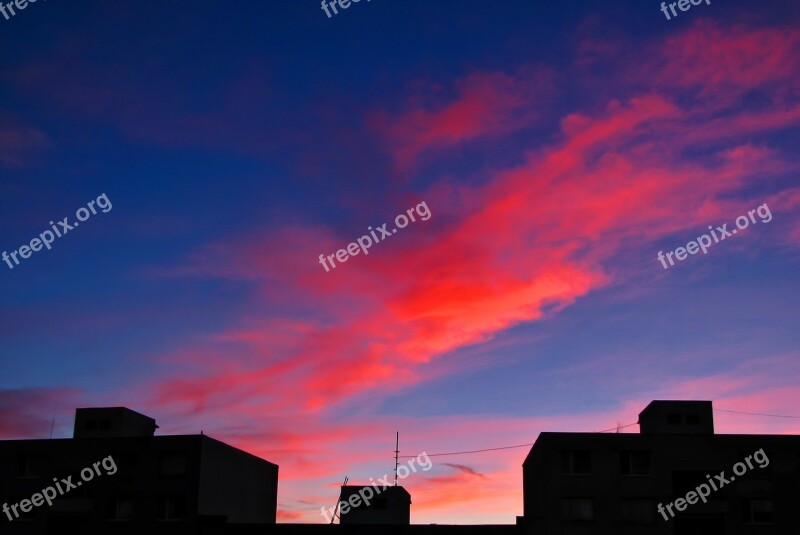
[715,408,800,419]
[397,408,800,460]
[400,442,535,458]
[595,422,640,433]
[398,422,639,459]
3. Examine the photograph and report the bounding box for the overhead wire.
[399,408,800,459]
[714,408,800,419]
[398,422,638,458]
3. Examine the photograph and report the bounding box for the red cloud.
[276,509,304,521]
[369,67,555,171]
[656,20,800,97]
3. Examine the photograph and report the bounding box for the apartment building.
[0,407,278,534]
[522,400,800,535]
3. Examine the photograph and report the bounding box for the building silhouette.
[2,400,798,534]
[0,407,278,534]
[338,485,411,524]
[522,400,800,534]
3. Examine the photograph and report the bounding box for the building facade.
[0,407,278,534]
[338,485,411,525]
[522,400,800,535]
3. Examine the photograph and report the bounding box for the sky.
[1,0,799,524]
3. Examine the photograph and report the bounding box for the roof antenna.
[49,415,55,439]
[330,476,348,524]
[394,431,399,486]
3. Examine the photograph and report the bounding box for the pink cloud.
[369,66,555,171]
[655,20,800,98]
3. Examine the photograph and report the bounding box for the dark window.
[621,451,651,475]
[98,420,111,430]
[86,419,98,430]
[744,500,774,524]
[107,498,134,520]
[685,413,700,425]
[16,455,36,477]
[157,496,186,520]
[561,498,594,522]
[373,498,388,510]
[621,499,654,524]
[561,450,591,475]
[667,413,682,424]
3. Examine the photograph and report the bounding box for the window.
[685,413,700,425]
[561,498,594,522]
[373,498,388,510]
[108,498,134,520]
[157,496,186,520]
[561,450,591,475]
[621,451,651,475]
[98,419,111,430]
[16,455,36,477]
[621,499,654,524]
[744,500,774,524]
[86,419,98,430]
[667,413,682,424]
[159,453,188,477]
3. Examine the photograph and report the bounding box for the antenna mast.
[330,476,348,524]
[394,431,399,486]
